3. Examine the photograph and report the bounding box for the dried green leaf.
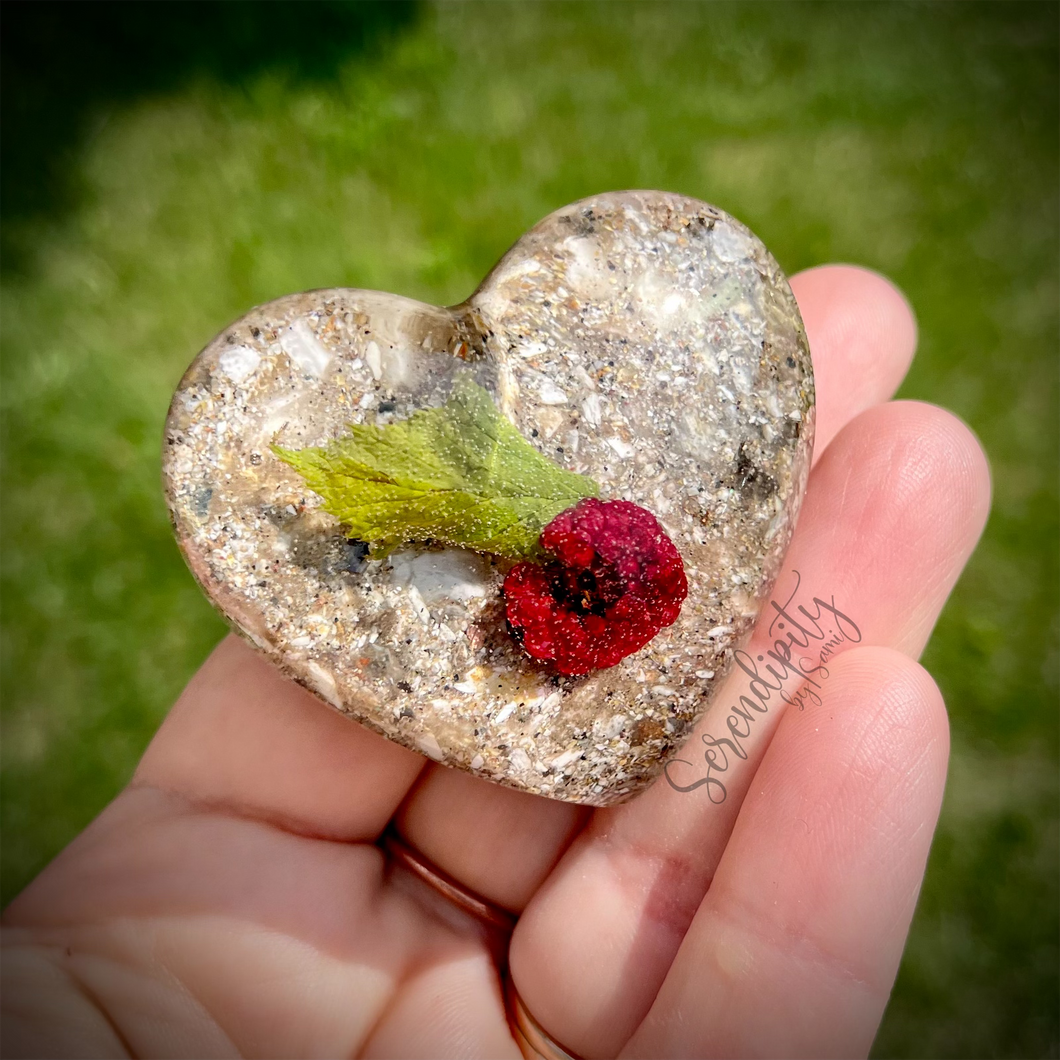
[273,376,599,558]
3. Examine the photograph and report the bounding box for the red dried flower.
[503,498,688,675]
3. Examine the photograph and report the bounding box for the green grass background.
[2,2,1056,1055]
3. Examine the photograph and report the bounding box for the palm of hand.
[2,267,990,1060]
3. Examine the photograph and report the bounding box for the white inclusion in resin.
[216,345,261,384]
[415,731,444,761]
[365,340,383,380]
[562,237,612,300]
[281,319,332,379]
[380,346,419,389]
[710,223,755,263]
[305,661,342,708]
[538,380,569,405]
[387,549,494,604]
[581,393,602,428]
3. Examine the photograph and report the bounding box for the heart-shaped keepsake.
[164,191,814,805]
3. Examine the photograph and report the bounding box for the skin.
[1,265,992,1059]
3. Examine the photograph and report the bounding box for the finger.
[390,265,919,914]
[396,769,588,913]
[625,647,949,1058]
[790,265,918,461]
[135,635,426,841]
[361,947,520,1059]
[508,400,990,1057]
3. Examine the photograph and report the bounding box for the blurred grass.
[1,2,1056,1056]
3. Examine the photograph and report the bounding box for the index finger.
[794,264,917,460]
[134,634,426,841]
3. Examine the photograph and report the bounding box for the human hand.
[1,265,990,1059]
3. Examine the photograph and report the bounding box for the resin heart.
[163,191,814,805]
